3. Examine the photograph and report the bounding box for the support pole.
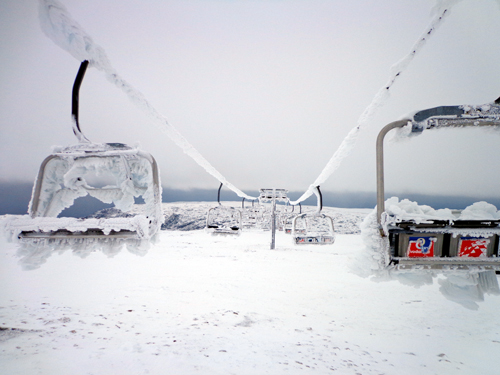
[376,120,409,229]
[271,188,276,250]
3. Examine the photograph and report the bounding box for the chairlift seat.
[375,101,500,270]
[6,143,163,242]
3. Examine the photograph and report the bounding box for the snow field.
[2,215,500,374]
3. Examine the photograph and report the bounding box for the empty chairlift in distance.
[258,188,289,249]
[205,183,242,235]
[281,203,302,234]
[258,188,289,231]
[3,60,163,247]
[292,186,335,245]
[240,198,267,230]
[376,100,500,271]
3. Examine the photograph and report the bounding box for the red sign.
[458,237,489,258]
[407,236,436,258]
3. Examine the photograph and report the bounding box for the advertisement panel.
[407,236,436,258]
[458,237,489,258]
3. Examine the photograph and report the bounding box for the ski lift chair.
[206,183,242,235]
[281,203,301,234]
[241,198,267,230]
[376,100,500,270]
[292,186,335,244]
[7,61,162,243]
[257,188,289,231]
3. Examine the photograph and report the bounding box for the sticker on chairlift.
[296,237,318,244]
[296,236,333,244]
[407,236,436,257]
[458,237,489,258]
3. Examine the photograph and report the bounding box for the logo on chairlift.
[407,236,436,257]
[458,237,489,258]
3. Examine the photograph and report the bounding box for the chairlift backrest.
[376,102,500,224]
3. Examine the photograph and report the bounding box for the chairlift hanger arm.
[217,182,223,206]
[72,60,91,143]
[411,102,500,133]
[313,186,323,214]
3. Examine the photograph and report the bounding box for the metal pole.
[271,188,276,249]
[72,60,91,143]
[376,120,409,227]
[217,182,223,206]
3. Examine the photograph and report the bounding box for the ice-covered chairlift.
[292,186,335,244]
[205,183,242,235]
[282,203,301,234]
[258,188,289,231]
[241,198,267,230]
[4,61,162,243]
[258,188,289,249]
[376,100,500,270]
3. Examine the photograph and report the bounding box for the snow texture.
[1,203,500,375]
[384,197,500,224]
[158,202,366,234]
[38,0,258,201]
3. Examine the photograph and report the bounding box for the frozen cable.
[38,0,258,200]
[289,0,459,205]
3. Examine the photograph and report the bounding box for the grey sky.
[1,0,500,200]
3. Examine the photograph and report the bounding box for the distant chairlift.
[259,188,289,249]
[205,183,242,235]
[241,198,267,230]
[292,186,335,245]
[258,188,289,231]
[281,203,301,234]
[376,100,500,271]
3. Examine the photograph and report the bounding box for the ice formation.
[0,143,163,242]
[38,0,258,200]
[381,198,500,238]
[32,145,159,218]
[357,197,500,310]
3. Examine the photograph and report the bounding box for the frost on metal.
[1,143,162,241]
[358,199,500,309]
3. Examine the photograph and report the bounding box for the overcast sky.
[1,0,500,200]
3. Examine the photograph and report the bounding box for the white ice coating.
[38,0,258,201]
[356,196,500,310]
[2,216,151,239]
[31,147,158,218]
[384,197,500,223]
[0,144,164,240]
[290,1,458,205]
[380,198,500,238]
[358,198,500,275]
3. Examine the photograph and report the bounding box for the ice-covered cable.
[289,0,460,205]
[38,0,258,200]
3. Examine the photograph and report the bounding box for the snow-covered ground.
[1,203,500,374]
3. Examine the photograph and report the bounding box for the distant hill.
[1,182,500,217]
